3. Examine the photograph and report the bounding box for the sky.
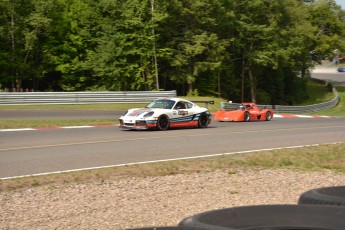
[336,0,345,9]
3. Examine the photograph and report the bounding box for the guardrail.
[221,81,339,114]
[0,90,177,105]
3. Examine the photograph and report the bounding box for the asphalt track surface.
[1,117,345,179]
[0,70,344,179]
[312,68,345,87]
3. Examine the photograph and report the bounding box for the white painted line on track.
[0,128,36,132]
[1,141,343,180]
[295,115,313,118]
[62,126,94,129]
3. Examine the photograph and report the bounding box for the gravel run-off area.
[1,168,345,229]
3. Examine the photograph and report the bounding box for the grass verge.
[296,80,334,106]
[312,84,345,116]
[0,118,115,129]
[1,142,344,192]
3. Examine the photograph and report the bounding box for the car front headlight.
[144,111,154,117]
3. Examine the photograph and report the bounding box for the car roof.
[156,97,189,103]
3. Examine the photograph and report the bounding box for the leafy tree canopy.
[1,0,345,105]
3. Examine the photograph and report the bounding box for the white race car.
[118,98,212,130]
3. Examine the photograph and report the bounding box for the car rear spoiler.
[192,100,215,108]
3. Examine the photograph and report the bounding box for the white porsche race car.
[118,98,212,130]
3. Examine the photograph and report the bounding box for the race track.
[1,69,344,179]
[1,117,345,179]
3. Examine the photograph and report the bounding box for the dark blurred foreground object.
[299,186,345,206]
[130,186,345,230]
[178,204,345,230]
[128,227,180,230]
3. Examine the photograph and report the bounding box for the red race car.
[213,102,274,122]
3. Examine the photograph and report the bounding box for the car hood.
[124,108,170,118]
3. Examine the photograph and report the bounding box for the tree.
[1,0,345,105]
[160,0,229,96]
[43,0,100,91]
[308,0,345,63]
[0,0,55,91]
[87,0,168,91]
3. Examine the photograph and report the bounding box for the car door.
[172,101,188,116]
[171,101,194,125]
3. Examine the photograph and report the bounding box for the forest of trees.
[1,0,345,104]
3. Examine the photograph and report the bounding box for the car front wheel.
[244,112,250,122]
[265,111,271,121]
[157,115,170,131]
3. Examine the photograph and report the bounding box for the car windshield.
[237,105,246,110]
[146,99,175,109]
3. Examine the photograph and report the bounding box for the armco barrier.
[0,90,176,105]
[221,80,339,114]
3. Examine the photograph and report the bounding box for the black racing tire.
[298,186,345,206]
[265,111,271,121]
[178,204,345,230]
[156,115,170,131]
[198,113,209,128]
[244,112,250,122]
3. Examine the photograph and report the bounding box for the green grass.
[0,118,115,129]
[1,142,344,192]
[312,85,345,116]
[224,143,345,172]
[295,80,334,106]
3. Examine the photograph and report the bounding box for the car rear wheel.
[157,115,169,131]
[265,111,271,121]
[198,113,209,128]
[244,112,250,122]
